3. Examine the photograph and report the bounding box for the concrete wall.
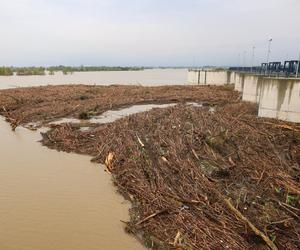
[258,78,300,123]
[242,75,263,103]
[234,72,245,92]
[229,71,236,84]
[206,70,230,85]
[187,69,300,122]
[187,70,231,85]
[187,70,200,84]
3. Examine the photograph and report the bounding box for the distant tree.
[0,66,13,76]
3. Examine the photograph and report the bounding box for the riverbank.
[0,85,299,249]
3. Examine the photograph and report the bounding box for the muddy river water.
[0,69,187,89]
[0,117,144,250]
[0,69,187,249]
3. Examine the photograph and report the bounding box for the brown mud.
[0,85,300,250]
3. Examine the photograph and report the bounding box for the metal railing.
[229,60,300,78]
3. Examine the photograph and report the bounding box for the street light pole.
[266,38,272,75]
[192,56,195,70]
[243,50,246,72]
[251,46,255,73]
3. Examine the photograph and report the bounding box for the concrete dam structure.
[187,69,300,123]
[259,78,300,123]
[188,69,231,85]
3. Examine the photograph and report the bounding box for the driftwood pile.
[0,84,238,129]
[42,102,300,250]
[0,85,299,249]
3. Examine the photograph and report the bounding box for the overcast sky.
[0,0,299,67]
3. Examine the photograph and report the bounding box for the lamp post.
[266,38,272,75]
[192,56,195,70]
[243,50,246,72]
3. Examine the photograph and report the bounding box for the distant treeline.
[48,66,145,73]
[0,66,46,76]
[16,67,46,76]
[0,67,14,76]
[0,66,145,76]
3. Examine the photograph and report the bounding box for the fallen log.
[224,198,278,250]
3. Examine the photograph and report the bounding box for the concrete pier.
[234,72,245,92]
[258,78,300,123]
[229,71,236,85]
[242,75,263,103]
[187,69,231,85]
[187,69,300,123]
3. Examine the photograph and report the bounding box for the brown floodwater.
[0,117,144,250]
[0,69,187,89]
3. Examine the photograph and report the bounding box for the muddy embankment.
[0,85,300,250]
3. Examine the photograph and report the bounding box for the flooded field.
[0,117,143,250]
[0,69,187,89]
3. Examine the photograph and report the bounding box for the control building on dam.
[187,62,300,123]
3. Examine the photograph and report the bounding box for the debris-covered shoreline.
[0,84,238,129]
[0,85,299,249]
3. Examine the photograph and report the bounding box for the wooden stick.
[137,135,145,147]
[278,202,300,220]
[260,121,299,132]
[135,209,167,226]
[224,198,278,250]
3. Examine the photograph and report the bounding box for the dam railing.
[229,60,300,78]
